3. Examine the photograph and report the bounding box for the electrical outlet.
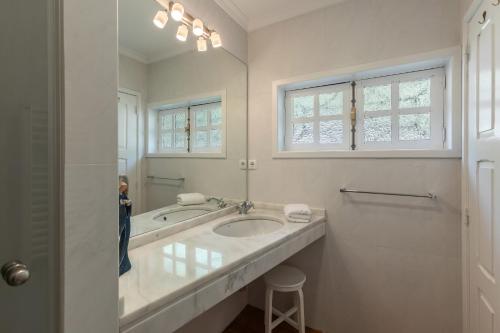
[248,160,257,170]
[239,159,247,170]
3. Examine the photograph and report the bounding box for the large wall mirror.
[118,0,247,237]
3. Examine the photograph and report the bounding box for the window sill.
[146,152,226,159]
[272,149,461,159]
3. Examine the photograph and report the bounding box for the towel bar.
[146,175,185,182]
[340,187,436,199]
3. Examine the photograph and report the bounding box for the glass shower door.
[0,0,60,332]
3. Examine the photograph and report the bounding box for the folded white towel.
[177,193,206,206]
[287,216,312,223]
[284,204,312,217]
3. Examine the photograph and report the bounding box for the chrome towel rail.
[146,175,185,182]
[340,187,436,199]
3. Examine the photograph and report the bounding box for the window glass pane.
[160,114,173,130]
[363,84,391,111]
[319,92,343,116]
[320,120,343,144]
[175,132,186,148]
[399,79,431,109]
[364,116,391,142]
[211,107,222,125]
[292,122,314,144]
[399,113,431,140]
[292,95,314,118]
[195,110,208,127]
[210,129,221,147]
[194,131,209,148]
[161,133,172,149]
[175,112,186,129]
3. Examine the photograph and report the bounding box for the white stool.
[264,265,306,333]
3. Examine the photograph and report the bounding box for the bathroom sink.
[153,207,215,223]
[213,216,284,237]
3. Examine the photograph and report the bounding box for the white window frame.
[272,47,461,159]
[191,102,224,153]
[356,68,445,150]
[157,107,188,153]
[147,90,227,159]
[284,84,351,151]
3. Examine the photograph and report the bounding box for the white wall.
[247,0,462,332]
[63,0,118,332]
[145,49,247,211]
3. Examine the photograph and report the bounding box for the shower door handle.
[1,260,30,287]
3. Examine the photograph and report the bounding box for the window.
[150,94,226,157]
[283,68,445,152]
[191,103,223,152]
[357,69,444,150]
[158,108,188,152]
[285,84,350,151]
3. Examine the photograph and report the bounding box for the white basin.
[213,216,284,237]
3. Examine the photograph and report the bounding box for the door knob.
[1,260,30,286]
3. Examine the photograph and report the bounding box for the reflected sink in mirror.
[152,206,216,223]
[213,216,284,238]
[130,202,223,237]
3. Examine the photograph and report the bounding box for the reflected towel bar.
[340,187,436,199]
[146,175,185,182]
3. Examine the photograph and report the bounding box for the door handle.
[1,260,30,287]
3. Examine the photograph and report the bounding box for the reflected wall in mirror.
[118,0,247,237]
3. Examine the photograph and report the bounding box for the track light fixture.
[153,1,222,52]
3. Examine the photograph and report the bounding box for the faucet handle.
[238,200,254,214]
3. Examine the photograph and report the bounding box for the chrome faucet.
[238,201,254,214]
[208,197,227,209]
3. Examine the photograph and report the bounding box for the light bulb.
[153,10,168,29]
[210,32,222,48]
[176,24,188,42]
[197,37,207,52]
[192,18,204,36]
[171,2,184,21]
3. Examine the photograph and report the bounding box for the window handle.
[479,11,487,24]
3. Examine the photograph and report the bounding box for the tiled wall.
[63,0,119,332]
[246,0,462,332]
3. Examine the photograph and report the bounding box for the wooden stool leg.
[265,287,274,333]
[297,289,305,333]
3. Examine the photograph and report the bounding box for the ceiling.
[119,0,196,63]
[119,0,347,63]
[214,0,347,31]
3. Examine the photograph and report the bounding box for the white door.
[118,91,139,212]
[1,0,59,331]
[467,2,500,333]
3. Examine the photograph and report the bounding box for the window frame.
[284,84,351,151]
[146,90,227,159]
[356,68,445,151]
[157,107,189,153]
[271,47,461,159]
[190,102,224,153]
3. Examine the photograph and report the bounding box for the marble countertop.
[119,206,326,328]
